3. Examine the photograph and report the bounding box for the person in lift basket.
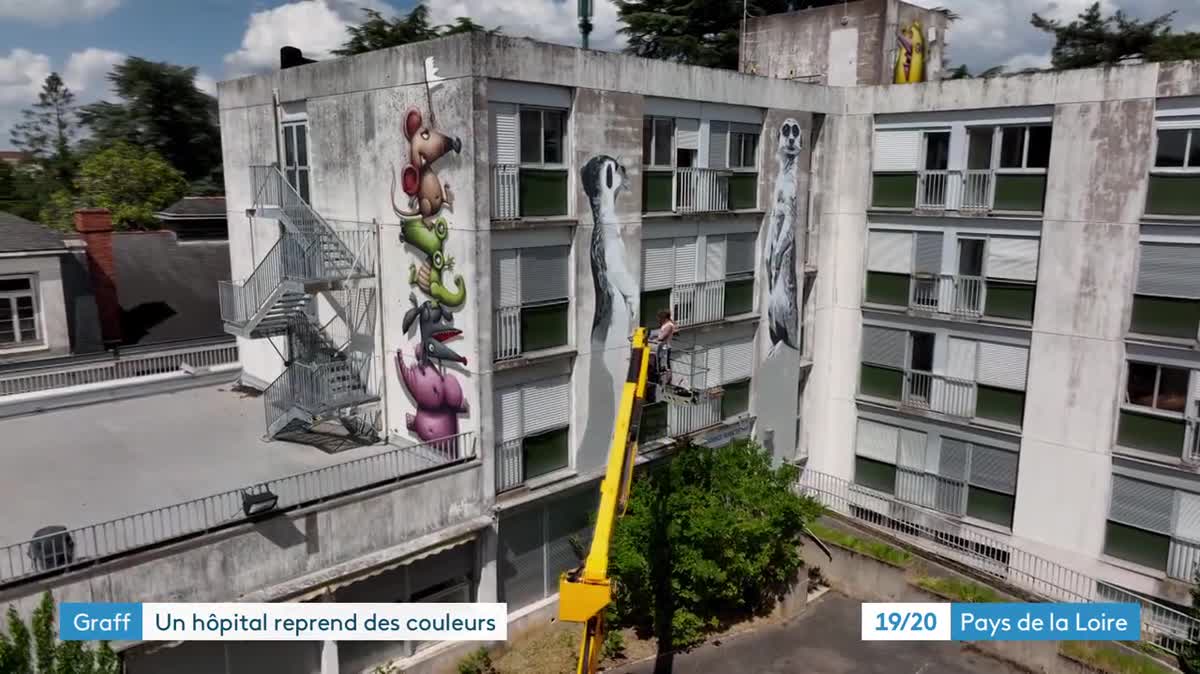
[648,309,692,403]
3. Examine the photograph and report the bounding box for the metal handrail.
[902,370,977,419]
[908,274,984,318]
[674,167,731,213]
[491,163,520,220]
[263,351,376,431]
[670,279,726,327]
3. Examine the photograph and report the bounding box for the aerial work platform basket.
[647,339,723,406]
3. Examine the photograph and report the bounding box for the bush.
[0,591,118,673]
[1179,565,1200,674]
[807,522,912,567]
[601,625,626,661]
[608,440,823,650]
[457,647,497,674]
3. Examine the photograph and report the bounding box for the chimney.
[74,208,122,348]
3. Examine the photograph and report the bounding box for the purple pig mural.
[396,346,468,441]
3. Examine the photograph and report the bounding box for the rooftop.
[0,211,65,254]
[0,382,397,548]
[156,196,227,220]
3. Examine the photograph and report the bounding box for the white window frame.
[1121,359,1192,421]
[992,124,1050,174]
[517,106,569,169]
[280,118,311,203]
[0,273,41,349]
[728,130,759,172]
[1151,126,1200,174]
[644,116,676,168]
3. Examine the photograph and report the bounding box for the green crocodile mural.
[400,215,466,308]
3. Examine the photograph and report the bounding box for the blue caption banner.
[951,603,1140,641]
[59,603,142,641]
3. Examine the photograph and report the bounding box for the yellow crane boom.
[558,327,652,674]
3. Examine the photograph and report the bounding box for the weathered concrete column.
[476,519,499,603]
[321,590,340,674]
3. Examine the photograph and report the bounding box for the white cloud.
[1003,51,1052,71]
[0,47,124,148]
[195,73,218,96]
[225,0,396,75]
[426,0,624,50]
[0,0,121,24]
[63,48,125,99]
[0,49,52,105]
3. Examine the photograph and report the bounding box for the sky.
[1,0,1198,146]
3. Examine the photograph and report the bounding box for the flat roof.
[0,383,396,547]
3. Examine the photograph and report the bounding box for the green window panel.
[724,278,754,316]
[1103,521,1170,571]
[975,385,1025,427]
[721,379,751,419]
[1117,409,1185,457]
[854,456,897,494]
[639,402,669,443]
[524,427,569,480]
[871,173,918,209]
[865,272,910,307]
[520,302,569,352]
[518,169,569,217]
[728,173,758,210]
[643,172,673,212]
[860,364,903,401]
[640,289,671,329]
[992,174,1046,212]
[984,282,1036,322]
[1130,295,1200,340]
[1146,175,1200,217]
[966,488,1015,528]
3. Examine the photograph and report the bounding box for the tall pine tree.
[1030,2,1199,69]
[332,6,496,57]
[9,72,78,189]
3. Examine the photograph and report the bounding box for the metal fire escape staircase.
[218,165,380,438]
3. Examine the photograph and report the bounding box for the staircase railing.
[289,315,344,363]
[263,351,376,432]
[218,234,308,324]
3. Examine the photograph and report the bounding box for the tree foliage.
[9,73,78,190]
[1031,2,1200,69]
[608,440,823,649]
[0,592,117,674]
[333,6,498,57]
[78,58,220,191]
[617,0,842,69]
[41,142,187,231]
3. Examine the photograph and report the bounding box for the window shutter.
[861,325,906,368]
[499,508,546,610]
[642,238,675,289]
[1175,492,1200,542]
[914,232,942,274]
[1110,475,1173,534]
[897,428,927,470]
[731,123,760,136]
[490,103,519,165]
[946,337,976,380]
[708,121,729,169]
[986,237,1040,281]
[968,445,1018,494]
[721,336,753,382]
[867,231,914,274]
[676,118,700,151]
[496,386,524,442]
[873,129,921,171]
[546,489,595,592]
[1137,243,1200,299]
[976,342,1029,389]
[704,344,723,389]
[725,233,755,276]
[520,245,570,304]
[705,236,726,281]
[493,250,520,308]
[674,237,697,285]
[938,438,969,480]
[855,418,899,463]
[522,375,570,435]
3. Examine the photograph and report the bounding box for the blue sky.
[0,0,1196,146]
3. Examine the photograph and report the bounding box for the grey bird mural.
[402,293,467,365]
[582,155,637,343]
[765,118,803,355]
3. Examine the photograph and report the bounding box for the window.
[519,108,566,166]
[1154,128,1200,169]
[729,131,759,169]
[1104,521,1170,570]
[499,487,596,612]
[1104,476,1174,571]
[1118,361,1190,457]
[523,427,569,479]
[494,375,571,490]
[721,379,751,419]
[997,125,1051,169]
[0,276,39,347]
[281,120,310,203]
[1147,125,1200,216]
[855,456,897,494]
[493,245,571,359]
[491,104,568,218]
[642,117,674,167]
[1131,243,1200,337]
[1125,361,1188,413]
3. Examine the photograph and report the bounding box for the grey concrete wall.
[741,0,889,85]
[0,254,71,362]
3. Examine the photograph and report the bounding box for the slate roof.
[156,196,226,219]
[0,211,66,254]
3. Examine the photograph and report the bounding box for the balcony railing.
[491,163,520,220]
[495,437,523,493]
[668,395,722,436]
[494,305,521,360]
[880,169,1043,214]
[962,170,994,212]
[675,168,731,213]
[908,274,985,319]
[264,351,377,433]
[902,370,977,419]
[671,279,726,327]
[916,170,957,211]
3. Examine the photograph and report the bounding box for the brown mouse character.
[391,107,461,221]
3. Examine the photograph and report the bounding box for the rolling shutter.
[726,233,755,275]
[705,236,727,281]
[1137,243,1200,299]
[522,375,570,435]
[674,237,697,285]
[976,342,1029,389]
[546,489,595,589]
[986,237,1040,281]
[495,386,524,441]
[968,445,1018,494]
[1110,476,1173,534]
[856,418,899,463]
[1174,491,1200,542]
[898,428,927,470]
[914,232,943,274]
[867,231,914,274]
[861,325,906,368]
[721,337,754,382]
[490,103,519,165]
[676,118,700,151]
[703,344,722,389]
[499,507,545,610]
[946,337,976,380]
[873,129,921,171]
[731,123,760,136]
[708,121,729,169]
[642,238,675,289]
[520,245,570,303]
[938,438,969,480]
[493,249,520,308]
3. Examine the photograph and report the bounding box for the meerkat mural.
[581,155,638,343]
[765,119,803,355]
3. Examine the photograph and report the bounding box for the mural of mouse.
[396,345,468,442]
[400,215,467,308]
[402,293,467,366]
[391,107,462,222]
[765,118,802,355]
[582,155,638,343]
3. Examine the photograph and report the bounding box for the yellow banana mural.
[894,20,925,84]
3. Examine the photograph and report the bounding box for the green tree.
[9,73,78,190]
[0,592,117,674]
[332,6,497,57]
[45,143,187,231]
[1030,2,1200,69]
[78,58,221,192]
[1147,32,1200,63]
[608,439,823,649]
[1180,565,1200,673]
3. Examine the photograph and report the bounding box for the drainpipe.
[373,217,390,441]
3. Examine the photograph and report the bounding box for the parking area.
[611,593,1022,674]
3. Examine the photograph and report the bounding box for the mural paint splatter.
[582,155,637,343]
[391,63,470,443]
[765,119,802,355]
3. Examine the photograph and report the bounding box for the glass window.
[1103,521,1170,571]
[998,127,1025,169]
[0,278,31,292]
[966,488,1014,528]
[542,110,565,165]
[1126,361,1190,413]
[642,118,653,165]
[1025,126,1051,168]
[854,456,897,494]
[1156,129,1189,168]
[520,301,569,352]
[524,427,569,479]
[1130,295,1200,339]
[721,379,751,419]
[730,132,759,169]
[652,118,673,167]
[519,109,542,164]
[0,276,39,347]
[966,128,993,169]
